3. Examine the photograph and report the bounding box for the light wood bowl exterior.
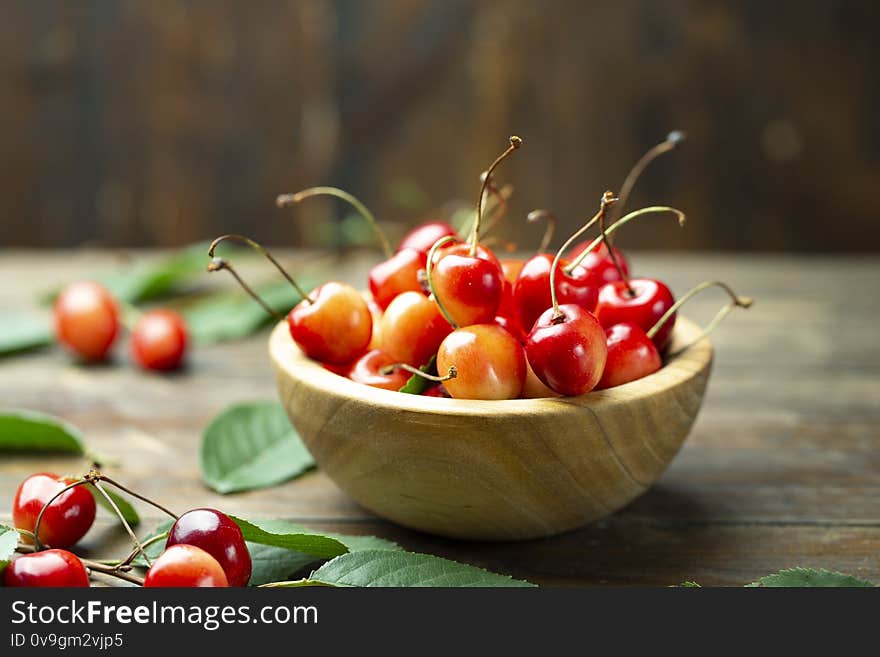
[270,317,713,541]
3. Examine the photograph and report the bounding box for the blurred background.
[1,0,878,252]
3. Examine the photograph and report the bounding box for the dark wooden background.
[1,0,878,252]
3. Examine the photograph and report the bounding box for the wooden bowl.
[270,318,713,541]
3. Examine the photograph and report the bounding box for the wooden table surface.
[1,250,878,586]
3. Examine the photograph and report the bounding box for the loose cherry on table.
[379,291,451,367]
[130,309,189,371]
[207,235,372,365]
[166,508,252,587]
[437,323,526,400]
[427,137,521,328]
[143,544,229,588]
[3,549,90,588]
[12,473,96,549]
[53,281,119,361]
[347,349,411,391]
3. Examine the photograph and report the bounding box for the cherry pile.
[210,133,751,400]
[4,470,249,588]
[54,282,188,371]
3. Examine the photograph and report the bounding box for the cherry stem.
[471,136,522,256]
[550,191,618,321]
[527,209,556,255]
[207,234,312,318]
[31,478,89,552]
[382,363,458,382]
[462,182,512,238]
[597,203,633,295]
[96,474,179,522]
[564,205,686,274]
[476,174,510,239]
[425,235,461,329]
[647,280,753,341]
[114,531,169,570]
[277,186,392,259]
[89,478,153,568]
[607,130,686,245]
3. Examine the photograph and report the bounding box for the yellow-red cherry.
[166,508,251,587]
[525,304,607,396]
[53,281,119,361]
[437,324,525,400]
[368,248,427,310]
[3,549,90,587]
[143,544,229,588]
[596,322,662,389]
[594,278,676,351]
[431,243,504,328]
[131,309,188,371]
[347,349,410,391]
[12,473,96,548]
[288,282,372,364]
[379,291,451,367]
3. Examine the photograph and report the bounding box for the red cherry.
[499,258,524,285]
[513,254,600,334]
[423,384,450,398]
[594,278,676,351]
[166,508,251,587]
[569,242,631,284]
[596,322,662,389]
[12,473,96,548]
[368,248,427,310]
[131,309,188,371]
[379,291,452,367]
[53,281,119,361]
[437,324,526,400]
[3,549,89,587]
[347,349,410,391]
[144,544,229,587]
[397,221,458,254]
[432,248,504,327]
[288,282,372,364]
[525,304,607,396]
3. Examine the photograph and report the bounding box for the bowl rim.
[269,316,713,417]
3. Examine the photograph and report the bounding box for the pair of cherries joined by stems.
[5,471,250,587]
[53,281,188,371]
[208,132,751,400]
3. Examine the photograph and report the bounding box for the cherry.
[525,304,607,396]
[288,282,372,364]
[397,221,459,255]
[368,247,427,310]
[347,349,410,391]
[130,309,188,371]
[166,508,251,587]
[143,544,229,587]
[3,549,89,588]
[423,384,450,398]
[521,359,561,398]
[500,258,524,285]
[437,324,525,400]
[207,236,372,365]
[596,322,662,389]
[594,278,676,351]
[12,473,95,548]
[380,291,451,367]
[568,241,631,284]
[364,294,384,351]
[53,281,119,361]
[513,254,600,334]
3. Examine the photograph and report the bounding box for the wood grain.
[1,250,879,585]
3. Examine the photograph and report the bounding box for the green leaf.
[0,409,85,454]
[230,517,348,560]
[0,312,53,357]
[308,550,536,587]
[184,279,312,344]
[200,402,315,494]
[86,485,140,527]
[130,520,174,567]
[750,568,875,588]
[677,581,702,587]
[41,242,218,306]
[398,355,437,394]
[0,524,19,575]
